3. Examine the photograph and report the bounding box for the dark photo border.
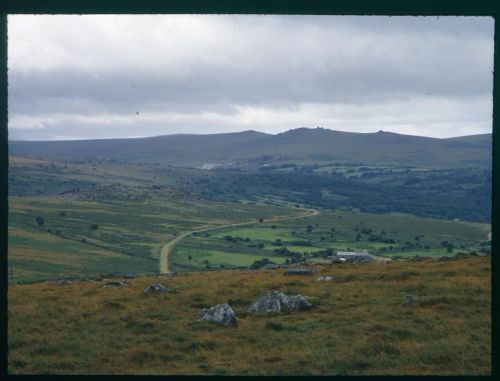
[0,1,498,378]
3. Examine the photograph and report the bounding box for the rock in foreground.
[284,268,313,276]
[247,291,312,314]
[102,280,127,288]
[199,303,237,326]
[143,283,170,293]
[402,293,420,306]
[316,275,334,282]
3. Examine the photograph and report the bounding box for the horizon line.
[8,127,492,142]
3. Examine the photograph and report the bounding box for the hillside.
[9,128,492,168]
[8,256,491,375]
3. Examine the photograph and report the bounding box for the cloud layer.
[8,15,494,140]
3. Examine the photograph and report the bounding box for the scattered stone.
[102,280,127,288]
[316,275,334,282]
[439,256,453,261]
[143,283,170,293]
[123,273,136,279]
[56,279,73,285]
[284,268,313,276]
[247,291,312,314]
[402,293,419,306]
[198,303,237,326]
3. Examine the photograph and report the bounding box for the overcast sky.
[8,15,494,140]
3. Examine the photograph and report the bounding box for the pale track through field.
[159,208,320,274]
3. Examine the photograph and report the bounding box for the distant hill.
[9,128,492,168]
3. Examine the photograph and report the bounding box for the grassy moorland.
[8,255,490,375]
[8,195,299,282]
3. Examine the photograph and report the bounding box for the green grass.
[174,247,288,269]
[211,227,296,242]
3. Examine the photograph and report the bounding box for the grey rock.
[247,291,312,314]
[102,280,127,288]
[56,279,73,285]
[402,293,419,306]
[285,294,312,310]
[143,283,170,293]
[262,263,280,270]
[284,268,313,276]
[247,291,286,313]
[316,275,334,282]
[199,303,237,326]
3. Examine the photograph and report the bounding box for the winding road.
[159,208,320,274]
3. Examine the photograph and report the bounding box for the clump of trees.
[441,240,454,253]
[250,258,275,269]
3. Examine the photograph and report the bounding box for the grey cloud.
[7,15,494,140]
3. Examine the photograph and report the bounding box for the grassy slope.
[9,195,298,282]
[8,256,491,375]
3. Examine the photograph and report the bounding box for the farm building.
[335,251,374,262]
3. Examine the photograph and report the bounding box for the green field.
[211,227,296,242]
[171,209,489,272]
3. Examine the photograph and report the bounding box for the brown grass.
[8,256,491,375]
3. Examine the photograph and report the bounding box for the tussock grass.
[8,256,490,375]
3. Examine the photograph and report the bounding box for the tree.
[250,258,273,269]
[90,224,99,231]
[59,211,66,217]
[188,255,192,261]
[35,216,44,226]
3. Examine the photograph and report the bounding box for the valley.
[7,129,492,283]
